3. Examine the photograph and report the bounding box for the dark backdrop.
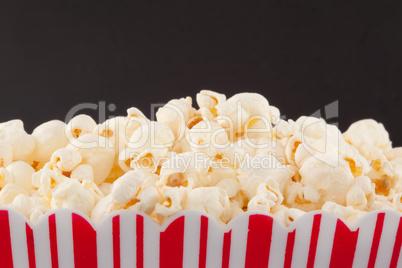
[1,1,401,145]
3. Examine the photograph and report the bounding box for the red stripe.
[306,214,322,268]
[390,217,402,268]
[0,211,13,268]
[136,215,144,268]
[49,214,59,268]
[221,230,232,268]
[160,216,184,268]
[26,223,36,268]
[199,216,209,268]
[245,214,273,268]
[284,230,296,268]
[368,213,385,268]
[329,219,359,268]
[113,216,121,268]
[72,214,97,268]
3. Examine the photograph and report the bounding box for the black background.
[1,1,401,145]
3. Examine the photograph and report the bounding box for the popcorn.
[12,194,49,219]
[0,183,27,205]
[247,182,284,213]
[0,125,35,161]
[299,154,354,206]
[196,90,226,116]
[184,187,231,223]
[65,114,97,141]
[50,148,82,173]
[111,170,157,205]
[344,119,392,155]
[6,161,35,191]
[31,120,69,163]
[237,154,293,198]
[156,97,197,139]
[154,186,187,218]
[0,141,13,168]
[272,205,306,227]
[346,176,375,210]
[0,90,400,226]
[158,152,212,189]
[67,134,115,185]
[50,179,101,216]
[91,194,122,222]
[93,116,127,155]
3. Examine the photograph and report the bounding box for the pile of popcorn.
[0,90,401,226]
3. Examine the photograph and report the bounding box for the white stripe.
[291,212,315,268]
[34,213,52,268]
[182,212,201,268]
[352,212,378,268]
[268,218,287,267]
[97,215,114,268]
[56,211,74,268]
[205,218,224,268]
[375,212,400,268]
[143,213,159,268]
[314,212,337,268]
[228,212,249,268]
[9,210,29,268]
[119,211,137,268]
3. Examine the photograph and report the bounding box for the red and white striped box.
[1,208,402,268]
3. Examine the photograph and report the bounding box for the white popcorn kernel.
[226,92,270,119]
[196,90,226,116]
[30,206,49,223]
[268,105,281,125]
[0,183,28,205]
[50,148,82,172]
[0,168,12,188]
[207,165,237,187]
[125,107,149,139]
[32,167,64,200]
[346,176,374,210]
[273,119,299,140]
[12,194,48,218]
[392,193,402,212]
[66,114,97,141]
[50,179,97,215]
[386,147,402,161]
[98,182,113,196]
[237,154,292,199]
[67,134,115,185]
[216,101,250,140]
[272,206,306,227]
[118,148,139,173]
[158,152,212,189]
[216,178,240,198]
[130,149,168,173]
[0,126,35,161]
[322,201,366,226]
[94,116,127,155]
[299,154,354,206]
[111,170,157,204]
[247,182,283,213]
[91,194,122,222]
[82,179,104,203]
[31,120,69,163]
[128,121,176,151]
[0,141,13,168]
[6,161,35,191]
[344,119,391,152]
[184,187,231,223]
[70,164,94,182]
[0,119,24,131]
[154,186,187,217]
[128,186,160,215]
[156,97,197,139]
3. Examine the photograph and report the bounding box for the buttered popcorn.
[0,90,401,226]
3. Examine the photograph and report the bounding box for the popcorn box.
[2,208,402,268]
